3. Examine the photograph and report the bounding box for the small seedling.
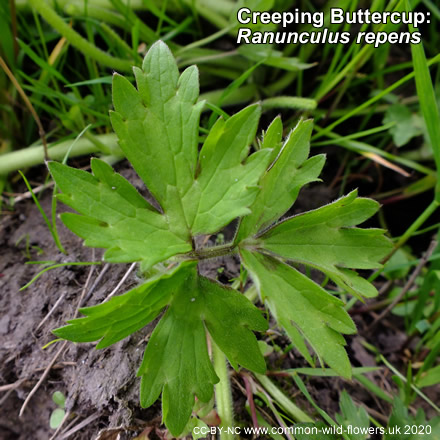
[49,391,66,430]
[49,41,392,436]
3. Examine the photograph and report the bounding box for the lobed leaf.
[335,391,370,440]
[236,118,325,242]
[184,104,272,234]
[261,115,283,160]
[384,398,440,440]
[138,270,219,437]
[55,256,268,436]
[49,159,191,269]
[241,250,356,378]
[201,276,268,374]
[53,263,191,348]
[137,264,267,435]
[110,41,271,236]
[254,190,393,298]
[110,40,204,231]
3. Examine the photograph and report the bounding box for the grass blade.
[18,170,66,253]
[406,0,440,190]
[20,261,100,291]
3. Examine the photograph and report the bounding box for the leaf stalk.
[213,341,236,440]
[182,243,237,261]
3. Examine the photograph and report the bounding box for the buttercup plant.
[49,41,392,436]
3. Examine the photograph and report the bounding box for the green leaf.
[53,258,266,435]
[110,40,204,228]
[52,263,191,349]
[236,119,325,242]
[241,250,355,378]
[138,274,219,436]
[187,418,210,440]
[255,190,393,298]
[48,159,191,269]
[335,391,370,440]
[383,104,422,147]
[384,398,440,440]
[416,365,440,388]
[184,104,272,234]
[200,276,268,373]
[410,270,440,333]
[261,115,283,160]
[50,408,65,429]
[137,264,267,435]
[52,391,66,409]
[110,41,270,236]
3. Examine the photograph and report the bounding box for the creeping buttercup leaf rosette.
[50,41,392,436]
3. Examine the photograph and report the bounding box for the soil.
[0,161,438,440]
